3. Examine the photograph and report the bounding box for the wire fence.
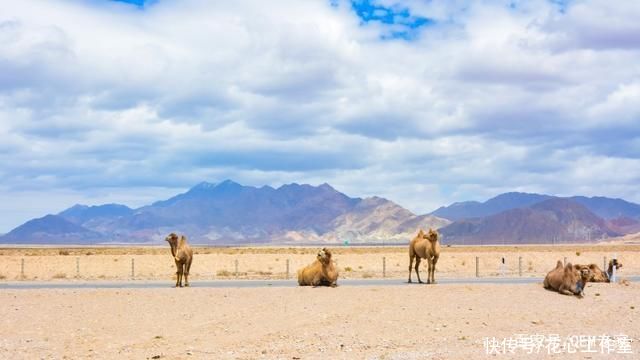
[0,252,632,281]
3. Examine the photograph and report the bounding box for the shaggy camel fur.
[573,260,623,283]
[297,248,338,287]
[408,228,440,284]
[165,233,193,287]
[544,260,589,297]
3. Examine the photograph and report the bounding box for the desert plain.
[0,244,639,281]
[1,244,639,359]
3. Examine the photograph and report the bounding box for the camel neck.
[170,242,177,258]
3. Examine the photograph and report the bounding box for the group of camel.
[164,228,443,287]
[543,258,622,297]
[164,230,622,296]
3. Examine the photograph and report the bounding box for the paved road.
[1,276,638,289]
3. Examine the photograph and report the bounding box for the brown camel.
[573,259,623,283]
[408,228,440,284]
[165,233,193,287]
[544,260,589,297]
[297,248,339,287]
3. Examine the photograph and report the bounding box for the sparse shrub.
[85,251,93,256]
[358,265,363,270]
[362,272,374,279]
[0,273,6,280]
[256,271,272,276]
[217,270,232,277]
[59,250,70,256]
[461,260,466,266]
[576,251,581,256]
[53,272,67,279]
[344,267,353,272]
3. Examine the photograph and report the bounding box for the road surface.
[1,275,638,289]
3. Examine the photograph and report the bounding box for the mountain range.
[433,192,640,244]
[1,182,639,245]
[0,180,448,245]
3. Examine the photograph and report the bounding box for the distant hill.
[0,180,449,245]
[606,216,640,235]
[440,198,621,245]
[569,196,640,219]
[59,204,133,223]
[430,192,552,221]
[1,214,103,244]
[432,192,640,222]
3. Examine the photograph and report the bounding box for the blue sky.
[1,0,640,232]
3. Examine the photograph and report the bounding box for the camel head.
[165,232,179,245]
[565,262,585,297]
[427,228,439,243]
[608,259,622,271]
[317,248,332,265]
[578,266,590,282]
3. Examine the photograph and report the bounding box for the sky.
[1,0,639,232]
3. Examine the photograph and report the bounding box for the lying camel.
[165,233,193,287]
[573,259,623,283]
[297,248,338,287]
[408,228,440,284]
[544,260,589,297]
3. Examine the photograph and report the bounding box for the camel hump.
[555,260,563,269]
[564,262,573,273]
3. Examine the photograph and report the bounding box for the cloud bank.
[1,0,639,231]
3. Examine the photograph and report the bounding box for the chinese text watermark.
[483,334,634,355]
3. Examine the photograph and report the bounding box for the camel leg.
[184,258,193,287]
[408,253,415,283]
[174,261,181,287]
[415,257,423,284]
[426,258,432,284]
[430,254,439,284]
[176,262,184,287]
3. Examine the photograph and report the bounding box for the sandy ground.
[0,282,638,359]
[1,245,638,281]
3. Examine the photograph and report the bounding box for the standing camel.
[165,233,194,287]
[408,228,441,284]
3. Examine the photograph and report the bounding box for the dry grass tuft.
[217,270,232,277]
